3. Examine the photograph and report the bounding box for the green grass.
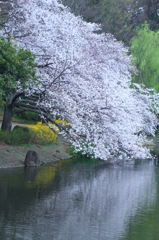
[0,128,32,145]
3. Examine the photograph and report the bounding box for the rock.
[24,150,40,167]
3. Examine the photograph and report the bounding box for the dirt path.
[0,120,32,130]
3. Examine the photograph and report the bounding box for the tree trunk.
[1,106,14,131]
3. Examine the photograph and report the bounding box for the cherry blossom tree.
[0,0,158,160]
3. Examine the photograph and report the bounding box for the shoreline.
[0,137,71,169]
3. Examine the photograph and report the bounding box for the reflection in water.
[0,159,157,240]
[25,163,58,188]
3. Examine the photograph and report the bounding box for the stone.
[24,150,40,167]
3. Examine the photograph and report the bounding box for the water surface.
[0,158,158,240]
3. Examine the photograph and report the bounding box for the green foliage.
[131,23,159,92]
[62,0,140,44]
[0,38,38,107]
[98,0,132,43]
[62,0,159,45]
[14,111,40,123]
[68,145,96,161]
[67,145,83,156]
[0,128,32,145]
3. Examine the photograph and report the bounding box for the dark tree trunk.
[1,106,14,131]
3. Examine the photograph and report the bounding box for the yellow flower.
[27,121,59,144]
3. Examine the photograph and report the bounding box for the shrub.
[0,128,32,145]
[14,111,40,123]
[27,122,59,145]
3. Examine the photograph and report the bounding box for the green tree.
[131,23,159,91]
[0,38,38,130]
[62,0,159,45]
[62,0,133,44]
[145,0,159,30]
[98,0,133,44]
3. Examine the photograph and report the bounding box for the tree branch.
[8,91,25,106]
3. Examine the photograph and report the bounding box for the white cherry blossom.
[0,0,158,160]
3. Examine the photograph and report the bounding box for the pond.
[0,157,159,240]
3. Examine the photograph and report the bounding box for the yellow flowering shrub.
[28,122,59,144]
[27,120,69,145]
